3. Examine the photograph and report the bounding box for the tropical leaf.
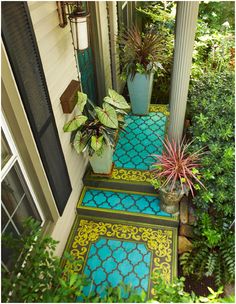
[63,115,87,132]
[73,131,86,154]
[91,135,103,152]
[104,89,130,110]
[95,103,118,129]
[77,92,87,113]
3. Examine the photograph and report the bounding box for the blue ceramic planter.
[127,72,154,115]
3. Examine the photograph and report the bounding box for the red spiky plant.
[151,137,205,196]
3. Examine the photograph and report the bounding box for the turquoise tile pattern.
[82,237,151,298]
[82,188,172,218]
[113,112,166,170]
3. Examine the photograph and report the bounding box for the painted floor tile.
[68,216,177,300]
[113,112,166,170]
[80,188,172,218]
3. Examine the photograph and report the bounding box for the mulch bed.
[178,263,217,297]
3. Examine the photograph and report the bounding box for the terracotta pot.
[159,187,184,214]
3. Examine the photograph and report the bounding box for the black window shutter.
[2,2,72,215]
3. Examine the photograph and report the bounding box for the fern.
[205,253,217,277]
[215,261,223,287]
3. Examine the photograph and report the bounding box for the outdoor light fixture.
[68,2,90,51]
[57,1,90,51]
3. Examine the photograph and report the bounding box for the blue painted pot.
[127,72,154,115]
[89,144,113,174]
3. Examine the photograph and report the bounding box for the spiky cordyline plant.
[151,137,205,195]
[118,26,165,79]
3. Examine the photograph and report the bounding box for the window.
[1,115,44,271]
[117,1,136,31]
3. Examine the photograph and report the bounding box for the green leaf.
[91,135,103,152]
[63,115,87,132]
[77,92,87,113]
[95,103,118,129]
[69,273,78,287]
[104,89,130,110]
[73,131,86,154]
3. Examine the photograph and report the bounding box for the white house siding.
[28,1,88,256]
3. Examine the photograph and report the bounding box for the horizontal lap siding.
[28,1,88,256]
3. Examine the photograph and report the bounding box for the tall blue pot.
[127,72,154,115]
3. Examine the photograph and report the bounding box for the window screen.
[2,2,72,215]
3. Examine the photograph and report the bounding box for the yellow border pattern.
[69,216,177,297]
[149,104,170,116]
[88,104,170,185]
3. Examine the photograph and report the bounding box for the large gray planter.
[127,72,154,115]
[89,145,113,174]
[159,187,184,214]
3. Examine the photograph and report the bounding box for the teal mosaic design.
[113,112,166,170]
[82,238,151,298]
[82,188,172,218]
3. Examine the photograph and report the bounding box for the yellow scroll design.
[69,219,173,292]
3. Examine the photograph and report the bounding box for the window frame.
[1,113,45,235]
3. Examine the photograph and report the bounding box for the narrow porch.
[63,105,178,300]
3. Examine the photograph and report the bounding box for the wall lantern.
[57,1,90,50]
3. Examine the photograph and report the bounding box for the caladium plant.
[63,89,130,156]
[150,137,205,196]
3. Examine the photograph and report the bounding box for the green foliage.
[1,218,89,303]
[180,213,235,287]
[188,71,234,216]
[137,1,176,103]
[2,218,234,303]
[152,272,233,303]
[198,1,235,31]
[184,69,235,287]
[192,2,234,79]
[63,89,130,156]
[85,282,146,303]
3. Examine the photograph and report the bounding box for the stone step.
[77,186,179,227]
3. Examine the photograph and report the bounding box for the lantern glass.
[70,16,88,51]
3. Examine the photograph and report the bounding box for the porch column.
[168,1,199,142]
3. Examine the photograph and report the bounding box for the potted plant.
[118,27,165,115]
[63,89,130,174]
[150,137,205,214]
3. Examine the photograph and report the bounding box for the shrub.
[188,71,234,217]
[181,70,235,287]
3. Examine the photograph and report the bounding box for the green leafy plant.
[188,71,234,216]
[63,89,130,156]
[152,272,234,303]
[118,26,165,80]
[137,1,176,102]
[1,218,89,303]
[180,213,235,287]
[85,282,146,303]
[2,217,234,303]
[191,1,234,79]
[150,137,205,195]
[183,70,235,287]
